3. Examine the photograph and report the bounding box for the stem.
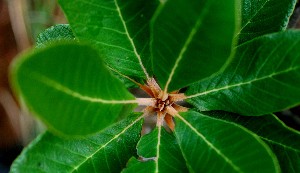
[156,112,166,127]
[169,93,187,101]
[7,0,31,51]
[166,106,178,117]
[136,98,156,106]
[147,78,161,97]
[0,89,21,139]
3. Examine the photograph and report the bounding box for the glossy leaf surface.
[236,0,296,44]
[11,42,136,136]
[210,112,300,173]
[151,0,237,92]
[122,126,188,173]
[175,110,280,173]
[187,31,300,116]
[36,24,75,47]
[59,0,158,79]
[10,115,143,173]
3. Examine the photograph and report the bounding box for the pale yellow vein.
[235,0,271,37]
[163,1,211,93]
[175,113,243,173]
[113,0,150,79]
[186,67,300,99]
[155,123,162,173]
[28,70,138,104]
[71,115,144,172]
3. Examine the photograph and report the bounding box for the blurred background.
[0,0,66,172]
[0,0,300,172]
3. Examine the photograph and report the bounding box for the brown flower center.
[137,78,188,130]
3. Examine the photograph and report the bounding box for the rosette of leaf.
[10,0,300,172]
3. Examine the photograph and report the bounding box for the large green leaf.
[10,114,143,173]
[175,110,280,173]
[236,0,296,44]
[151,0,237,92]
[35,24,137,88]
[59,0,158,79]
[122,126,188,173]
[209,111,300,173]
[186,30,300,116]
[10,42,137,136]
[36,24,76,48]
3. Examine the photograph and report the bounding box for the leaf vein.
[187,66,300,99]
[235,0,271,37]
[176,114,243,172]
[70,115,143,172]
[163,1,213,92]
[26,69,138,104]
[114,0,149,79]
[79,0,116,11]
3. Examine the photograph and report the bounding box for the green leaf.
[186,30,300,116]
[175,110,280,173]
[209,111,300,173]
[122,126,188,173]
[59,0,158,79]
[10,114,143,173]
[36,24,76,48]
[236,0,296,44]
[151,0,237,92]
[36,24,139,89]
[10,42,137,136]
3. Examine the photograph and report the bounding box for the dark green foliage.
[9,0,300,172]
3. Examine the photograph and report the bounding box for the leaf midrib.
[71,115,143,172]
[155,125,162,173]
[24,68,137,104]
[163,0,214,92]
[260,136,300,153]
[218,115,300,155]
[187,66,300,99]
[176,114,243,172]
[235,0,271,37]
[113,0,149,79]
